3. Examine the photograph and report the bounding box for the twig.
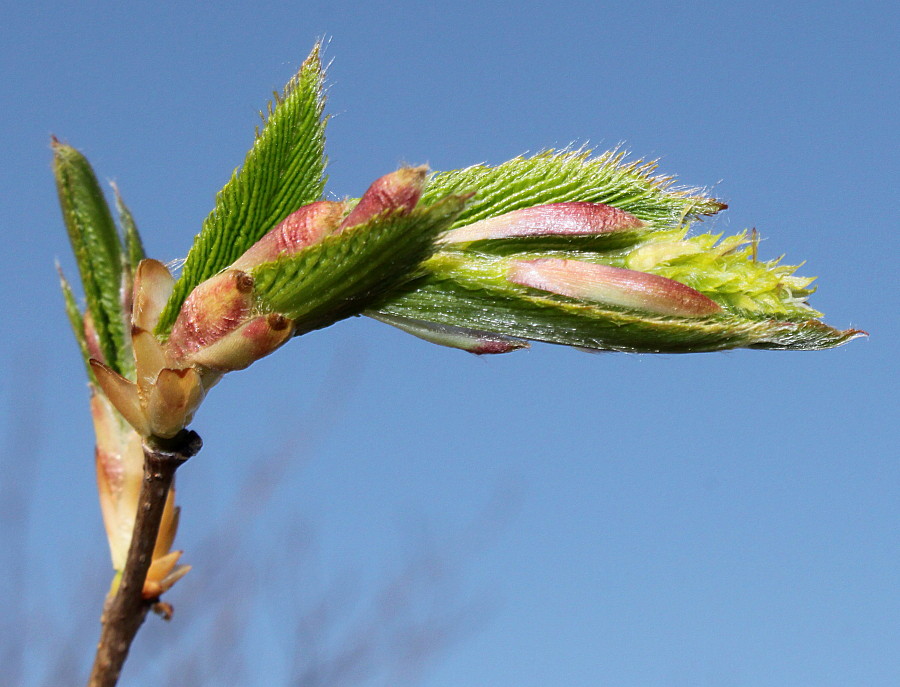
[87,430,202,687]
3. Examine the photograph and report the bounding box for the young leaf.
[112,182,146,274]
[371,274,861,353]
[422,149,726,231]
[157,44,329,335]
[52,139,127,373]
[58,265,96,381]
[252,195,469,334]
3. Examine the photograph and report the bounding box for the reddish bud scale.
[370,312,529,354]
[471,339,527,355]
[508,258,723,318]
[167,269,254,361]
[338,166,428,232]
[232,201,347,270]
[442,202,645,244]
[186,313,294,371]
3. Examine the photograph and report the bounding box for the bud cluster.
[93,167,429,440]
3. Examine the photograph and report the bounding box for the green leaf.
[57,265,96,381]
[113,182,146,274]
[252,195,469,334]
[423,149,726,231]
[371,274,862,353]
[53,140,127,373]
[157,43,329,336]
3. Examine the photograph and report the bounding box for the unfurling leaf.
[157,43,329,335]
[368,155,862,354]
[53,139,128,375]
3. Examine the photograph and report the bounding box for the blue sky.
[1,1,897,685]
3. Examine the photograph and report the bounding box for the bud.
[92,391,145,571]
[441,201,645,244]
[370,312,529,354]
[232,200,347,270]
[92,389,189,597]
[338,165,428,231]
[185,313,294,371]
[167,269,255,362]
[508,258,723,318]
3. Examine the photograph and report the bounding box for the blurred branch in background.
[0,356,43,685]
[1,341,507,686]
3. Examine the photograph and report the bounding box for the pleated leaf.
[58,266,96,381]
[423,149,726,232]
[371,274,861,353]
[157,44,329,335]
[53,140,127,373]
[113,182,146,273]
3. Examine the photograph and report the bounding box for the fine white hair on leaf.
[165,257,187,275]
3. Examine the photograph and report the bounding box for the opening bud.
[90,359,206,439]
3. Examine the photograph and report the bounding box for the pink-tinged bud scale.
[145,367,205,439]
[132,259,176,332]
[90,360,150,436]
[370,312,530,354]
[184,313,294,371]
[338,166,427,232]
[508,258,723,318]
[441,202,645,244]
[167,269,255,361]
[232,200,347,270]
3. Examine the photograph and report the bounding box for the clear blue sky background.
[1,1,897,685]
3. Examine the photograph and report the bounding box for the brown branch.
[87,430,202,687]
